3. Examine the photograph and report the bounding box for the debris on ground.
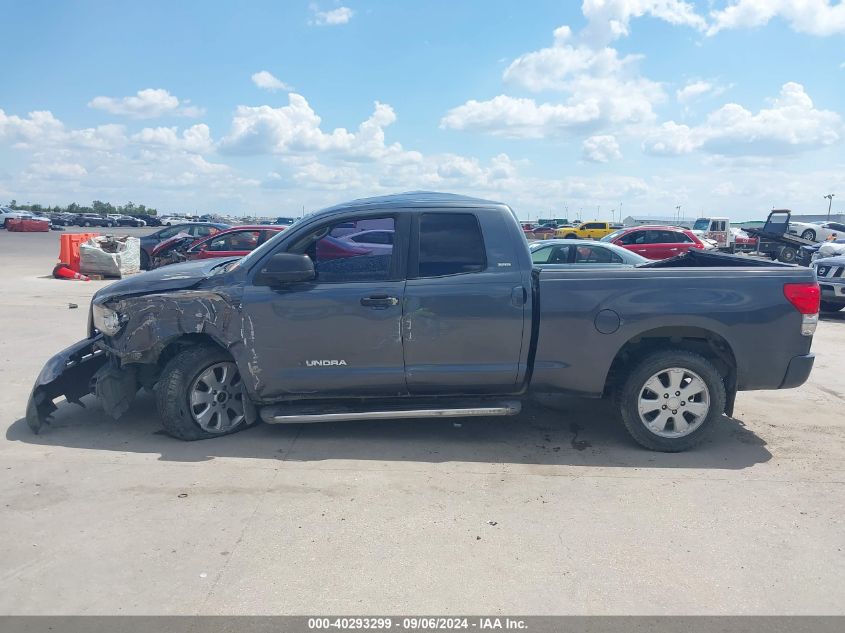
[52,263,90,282]
[79,235,141,278]
[68,303,78,309]
[5,218,50,232]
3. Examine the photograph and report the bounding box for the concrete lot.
[1,227,843,615]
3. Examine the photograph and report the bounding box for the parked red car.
[151,225,284,268]
[185,225,283,260]
[600,225,705,260]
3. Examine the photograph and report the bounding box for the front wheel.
[801,229,816,241]
[618,350,726,452]
[155,345,252,440]
[563,233,577,239]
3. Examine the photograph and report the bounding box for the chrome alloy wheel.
[189,361,245,433]
[637,367,710,438]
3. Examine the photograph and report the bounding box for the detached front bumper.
[26,334,108,434]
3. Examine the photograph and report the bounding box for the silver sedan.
[529,238,649,267]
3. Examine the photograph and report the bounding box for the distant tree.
[9,199,17,208]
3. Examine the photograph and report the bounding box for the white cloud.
[583,135,623,162]
[0,108,127,151]
[309,4,354,26]
[28,161,88,179]
[581,0,707,42]
[707,0,845,37]
[88,88,203,119]
[644,82,843,156]
[132,124,214,153]
[441,95,601,139]
[503,32,637,92]
[251,70,292,92]
[0,109,64,145]
[443,22,665,139]
[676,80,714,103]
[219,93,404,160]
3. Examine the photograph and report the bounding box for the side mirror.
[254,253,315,286]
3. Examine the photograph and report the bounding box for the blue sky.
[1,0,844,220]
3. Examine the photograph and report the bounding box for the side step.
[260,400,522,424]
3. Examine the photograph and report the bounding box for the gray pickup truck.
[27,192,819,451]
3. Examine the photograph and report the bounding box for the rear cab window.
[417,213,486,278]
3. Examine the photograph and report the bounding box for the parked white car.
[1,207,33,227]
[159,216,195,226]
[788,220,845,242]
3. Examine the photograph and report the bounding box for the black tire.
[820,301,845,313]
[563,233,577,239]
[140,250,150,270]
[778,246,797,263]
[801,229,816,241]
[83,221,91,227]
[618,349,726,452]
[155,345,253,441]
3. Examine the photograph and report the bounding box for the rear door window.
[418,213,486,277]
[619,231,647,245]
[574,245,622,263]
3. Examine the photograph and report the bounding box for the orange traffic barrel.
[59,232,100,272]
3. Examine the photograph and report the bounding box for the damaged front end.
[26,257,247,434]
[26,335,108,433]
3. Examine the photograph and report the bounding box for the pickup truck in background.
[27,192,819,452]
[555,221,620,240]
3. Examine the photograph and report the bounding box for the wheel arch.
[603,325,738,413]
[157,333,230,369]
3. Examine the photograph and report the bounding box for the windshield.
[692,218,710,230]
[600,229,627,242]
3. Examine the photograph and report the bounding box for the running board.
[260,400,522,424]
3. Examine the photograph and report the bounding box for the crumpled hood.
[93,258,236,303]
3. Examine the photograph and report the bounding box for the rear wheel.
[801,229,816,241]
[155,345,252,440]
[618,350,726,452]
[820,301,845,313]
[564,233,577,239]
[778,246,797,263]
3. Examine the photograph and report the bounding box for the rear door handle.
[361,295,399,308]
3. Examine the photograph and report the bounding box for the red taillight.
[783,282,820,315]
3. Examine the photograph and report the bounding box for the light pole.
[675,205,681,224]
[824,193,835,220]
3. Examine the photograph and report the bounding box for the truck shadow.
[6,392,771,469]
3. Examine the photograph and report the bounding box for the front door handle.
[361,295,399,308]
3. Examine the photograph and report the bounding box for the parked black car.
[111,215,146,227]
[134,214,162,227]
[27,192,818,453]
[74,214,116,228]
[50,213,78,226]
[138,222,230,269]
